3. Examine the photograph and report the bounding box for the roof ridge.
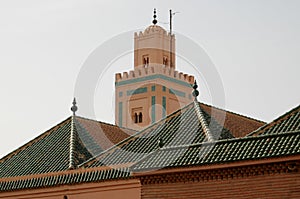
[0,116,72,162]
[207,130,300,145]
[68,115,77,169]
[194,100,214,141]
[247,104,300,136]
[154,130,300,151]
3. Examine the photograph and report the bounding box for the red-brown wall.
[141,173,300,199]
[1,160,299,198]
[139,160,300,199]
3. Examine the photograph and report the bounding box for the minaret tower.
[115,9,194,130]
[134,9,175,69]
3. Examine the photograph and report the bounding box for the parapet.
[134,25,170,38]
[115,64,194,85]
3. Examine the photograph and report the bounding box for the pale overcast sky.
[0,0,299,158]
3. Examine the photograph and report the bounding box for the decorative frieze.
[139,160,300,185]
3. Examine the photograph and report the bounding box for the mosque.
[0,10,299,199]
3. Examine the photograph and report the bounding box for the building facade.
[115,22,194,131]
[0,102,299,199]
[0,11,299,199]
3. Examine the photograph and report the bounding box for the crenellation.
[116,21,194,130]
[123,72,128,79]
[135,25,170,40]
[137,31,143,37]
[184,74,188,81]
[129,71,135,78]
[179,72,183,80]
[134,68,141,76]
[188,76,194,84]
[174,71,178,78]
[115,64,194,84]
[115,73,122,81]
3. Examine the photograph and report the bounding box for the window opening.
[138,112,143,123]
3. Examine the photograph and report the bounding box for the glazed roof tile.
[0,101,297,192]
[248,104,300,136]
[0,101,262,179]
[131,131,300,172]
[0,117,133,178]
[200,103,265,137]
[0,167,130,192]
[83,102,235,168]
[0,118,74,178]
[130,104,300,171]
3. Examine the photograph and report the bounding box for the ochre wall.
[115,67,193,131]
[115,24,194,131]
[134,25,175,68]
[0,179,141,199]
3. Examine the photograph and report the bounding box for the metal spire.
[169,9,173,68]
[192,80,215,142]
[169,10,179,68]
[152,8,157,25]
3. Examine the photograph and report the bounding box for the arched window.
[138,112,143,123]
[134,113,138,123]
[143,56,150,67]
[163,57,168,66]
[63,196,68,199]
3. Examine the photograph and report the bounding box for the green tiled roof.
[248,104,300,136]
[0,168,130,192]
[0,118,76,177]
[130,104,300,172]
[0,117,132,178]
[83,103,234,168]
[74,118,103,158]
[131,131,300,172]
[1,101,297,192]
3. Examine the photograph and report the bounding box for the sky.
[0,0,299,158]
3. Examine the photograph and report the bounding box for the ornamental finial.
[152,8,157,25]
[192,80,199,98]
[71,98,78,115]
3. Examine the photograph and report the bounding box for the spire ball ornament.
[192,80,199,98]
[71,98,78,115]
[152,8,157,25]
